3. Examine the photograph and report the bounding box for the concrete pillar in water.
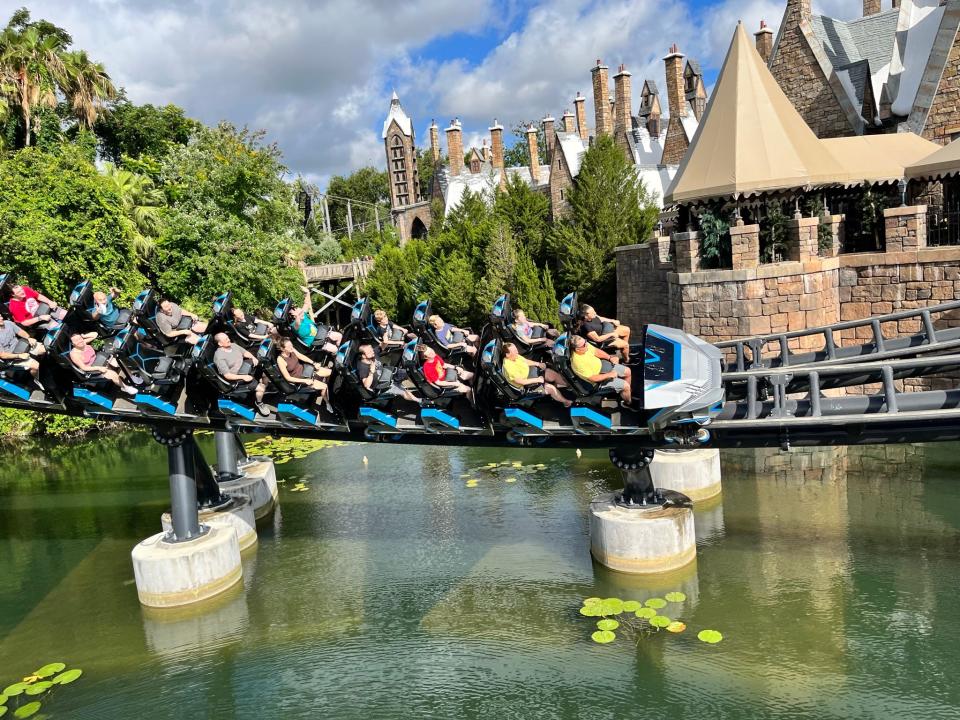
[214,431,278,521]
[162,496,257,552]
[132,431,243,608]
[589,448,697,575]
[649,449,722,502]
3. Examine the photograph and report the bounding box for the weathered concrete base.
[140,581,250,658]
[589,493,696,574]
[131,525,242,608]
[649,449,722,502]
[591,555,700,609]
[161,496,257,553]
[219,458,278,521]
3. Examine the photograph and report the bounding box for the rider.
[357,344,419,402]
[371,309,408,352]
[0,316,45,379]
[157,299,207,345]
[290,287,342,354]
[511,309,558,349]
[578,304,632,362]
[8,284,66,331]
[213,332,269,416]
[569,335,632,404]
[231,307,273,343]
[428,314,478,356]
[91,287,129,329]
[275,336,334,412]
[420,345,474,403]
[501,342,571,407]
[68,332,136,395]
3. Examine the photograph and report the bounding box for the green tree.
[513,245,558,325]
[102,162,165,262]
[426,250,475,323]
[495,172,551,263]
[326,166,389,234]
[364,238,429,320]
[475,225,518,317]
[0,143,144,296]
[61,48,116,129]
[503,122,547,167]
[94,97,197,163]
[417,147,438,199]
[551,134,658,305]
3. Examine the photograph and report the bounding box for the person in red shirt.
[8,284,66,330]
[420,345,474,403]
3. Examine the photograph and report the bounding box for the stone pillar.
[883,205,927,253]
[730,220,761,269]
[613,64,633,136]
[649,450,722,503]
[542,115,555,164]
[863,0,881,16]
[788,214,820,262]
[649,236,671,264]
[664,45,686,120]
[429,120,440,164]
[755,21,774,64]
[562,109,576,134]
[574,92,589,141]
[446,119,463,177]
[591,60,612,136]
[526,125,541,185]
[821,213,845,257]
[490,120,505,189]
[673,230,700,273]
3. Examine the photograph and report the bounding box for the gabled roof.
[556,131,587,178]
[382,92,413,139]
[665,23,845,204]
[628,125,667,168]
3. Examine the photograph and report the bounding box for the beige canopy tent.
[664,23,844,205]
[905,138,960,180]
[824,134,940,186]
[664,23,939,205]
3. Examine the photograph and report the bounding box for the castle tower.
[382,92,431,243]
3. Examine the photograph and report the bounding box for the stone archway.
[411,217,428,239]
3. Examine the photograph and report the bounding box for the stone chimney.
[429,120,440,163]
[526,124,540,185]
[542,115,556,164]
[783,0,812,28]
[863,0,881,15]
[664,44,687,120]
[755,21,774,64]
[562,109,576,133]
[613,64,633,135]
[591,60,613,136]
[446,118,463,177]
[574,92,589,141]
[490,119,505,189]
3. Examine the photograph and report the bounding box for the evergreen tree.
[551,134,658,306]
[475,225,518,318]
[513,244,558,325]
[495,173,551,264]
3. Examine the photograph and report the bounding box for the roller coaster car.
[0,273,59,340]
[191,334,265,423]
[559,291,579,332]
[256,338,346,431]
[272,297,332,359]
[132,288,195,352]
[211,292,271,349]
[42,323,130,414]
[349,297,406,366]
[68,280,132,338]
[479,338,576,437]
[489,294,553,360]
[410,298,474,365]
[334,339,420,435]
[0,335,54,407]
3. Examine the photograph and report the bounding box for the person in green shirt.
[569,335,632,404]
[501,342,571,407]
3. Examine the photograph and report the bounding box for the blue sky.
[21,0,861,187]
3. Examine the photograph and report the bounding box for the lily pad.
[666,621,687,633]
[600,598,624,615]
[697,629,723,644]
[591,630,616,644]
[621,600,641,613]
[596,619,620,631]
[1,685,27,698]
[650,615,672,628]
[665,591,686,603]
[0,695,7,707]
[635,607,657,619]
[644,598,667,609]
[579,605,600,617]
[505,477,517,483]
[23,683,51,697]
[51,669,82,685]
[13,703,41,719]
[583,597,602,606]
[0,706,7,718]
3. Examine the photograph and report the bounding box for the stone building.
[382,92,431,243]
[768,0,960,144]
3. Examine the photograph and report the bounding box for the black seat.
[552,332,619,402]
[559,292,579,333]
[0,273,13,321]
[43,324,114,389]
[191,334,260,399]
[131,289,192,350]
[490,293,554,358]
[401,338,464,406]
[479,338,539,406]
[272,297,333,358]
[67,280,132,337]
[111,327,185,390]
[335,338,409,405]
[411,298,471,363]
[256,337,318,400]
[211,292,271,349]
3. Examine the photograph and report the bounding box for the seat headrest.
[256,337,275,362]
[402,338,420,363]
[213,291,234,319]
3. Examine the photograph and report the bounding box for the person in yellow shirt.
[501,342,572,407]
[569,335,632,404]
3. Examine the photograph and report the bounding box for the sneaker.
[121,385,137,396]
[324,400,335,414]
[255,402,270,417]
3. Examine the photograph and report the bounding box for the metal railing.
[926,204,960,247]
[303,259,374,283]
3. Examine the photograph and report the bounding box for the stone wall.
[922,27,960,145]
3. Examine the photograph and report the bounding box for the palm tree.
[103,163,165,260]
[0,10,68,147]
[62,49,116,129]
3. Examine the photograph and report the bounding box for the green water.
[1,435,959,719]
